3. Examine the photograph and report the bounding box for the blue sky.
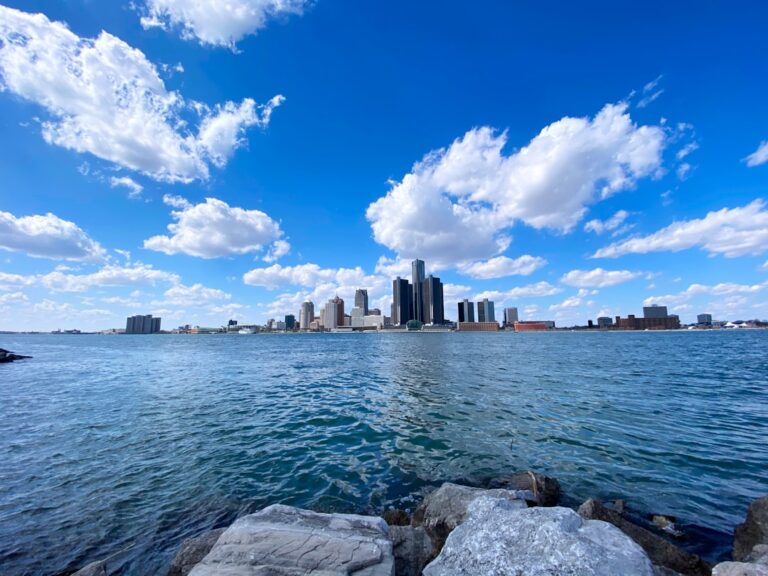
[1,0,767,331]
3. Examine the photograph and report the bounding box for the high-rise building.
[300,300,314,330]
[643,305,668,319]
[697,313,713,325]
[126,314,161,334]
[392,276,413,326]
[477,299,495,323]
[597,316,613,328]
[332,295,344,327]
[350,306,365,327]
[411,259,425,323]
[285,314,296,330]
[322,299,339,329]
[503,307,518,326]
[354,289,369,316]
[422,275,444,325]
[457,299,475,323]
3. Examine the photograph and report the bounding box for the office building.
[125,314,161,334]
[332,296,345,327]
[392,276,413,326]
[615,314,680,330]
[697,313,713,325]
[285,314,296,330]
[354,289,369,316]
[411,259,426,322]
[477,298,495,323]
[597,316,613,328]
[299,300,314,330]
[322,299,339,329]
[503,307,518,326]
[457,299,475,323]
[422,275,444,325]
[350,306,365,328]
[643,305,668,319]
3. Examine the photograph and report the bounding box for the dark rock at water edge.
[168,528,226,576]
[578,498,711,576]
[0,348,32,363]
[389,525,433,576]
[71,561,106,576]
[483,469,561,506]
[734,496,768,561]
[383,509,411,526]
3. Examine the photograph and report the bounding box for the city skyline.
[1,2,767,332]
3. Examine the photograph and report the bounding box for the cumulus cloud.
[458,255,546,279]
[0,291,29,305]
[0,210,106,261]
[110,176,144,199]
[243,263,377,290]
[549,290,589,312]
[40,263,180,292]
[643,281,768,307]
[584,210,630,234]
[144,197,288,259]
[746,142,768,167]
[160,283,231,306]
[560,268,642,288]
[594,200,768,258]
[0,6,282,182]
[139,0,308,48]
[366,103,665,267]
[474,281,562,303]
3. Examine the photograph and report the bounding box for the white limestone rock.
[423,496,655,576]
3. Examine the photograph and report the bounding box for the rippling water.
[1,331,767,575]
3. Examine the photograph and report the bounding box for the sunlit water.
[1,331,767,575]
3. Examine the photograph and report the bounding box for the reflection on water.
[0,331,767,574]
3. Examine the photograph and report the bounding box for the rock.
[735,496,768,561]
[411,483,528,553]
[72,561,106,576]
[168,528,226,576]
[746,545,768,564]
[0,348,32,363]
[188,504,394,576]
[712,562,768,576]
[423,496,655,576]
[655,566,685,576]
[484,469,561,506]
[383,509,410,526]
[578,499,711,576]
[388,525,433,576]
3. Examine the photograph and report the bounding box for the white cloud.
[263,239,291,263]
[762,261,768,271]
[560,268,642,288]
[746,142,768,167]
[0,272,36,289]
[40,263,179,292]
[474,281,562,303]
[0,210,106,261]
[110,176,144,199]
[676,142,699,160]
[643,281,768,307]
[160,283,231,306]
[594,200,768,258]
[162,194,192,209]
[144,197,287,259]
[0,6,282,182]
[677,162,692,181]
[243,263,375,290]
[458,255,546,279]
[584,210,630,234]
[0,291,28,305]
[366,103,665,267]
[140,0,308,48]
[549,293,584,311]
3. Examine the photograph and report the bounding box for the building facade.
[354,289,369,316]
[697,313,713,325]
[615,314,680,330]
[392,276,413,326]
[503,307,518,326]
[477,298,495,323]
[422,274,444,325]
[126,314,161,334]
[411,259,426,323]
[299,300,314,330]
[643,305,668,318]
[597,316,613,328]
[285,314,296,330]
[457,299,475,323]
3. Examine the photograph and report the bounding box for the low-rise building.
[457,322,499,332]
[513,321,552,332]
[615,314,680,330]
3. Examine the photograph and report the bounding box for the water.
[1,331,767,575]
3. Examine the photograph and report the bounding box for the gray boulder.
[168,528,226,576]
[188,504,394,576]
[72,561,106,576]
[423,496,655,576]
[388,525,433,576]
[712,562,768,576]
[411,483,528,553]
[484,470,561,506]
[578,499,711,576]
[735,496,768,561]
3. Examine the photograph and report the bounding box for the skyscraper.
[458,300,475,323]
[411,259,425,323]
[285,314,296,330]
[392,276,413,326]
[354,289,369,316]
[332,295,344,327]
[300,300,314,330]
[477,298,495,323]
[322,298,341,329]
[503,307,519,326]
[422,275,444,325]
[126,314,161,334]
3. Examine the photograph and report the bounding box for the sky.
[0,0,767,331]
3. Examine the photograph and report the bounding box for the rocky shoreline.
[71,471,768,576]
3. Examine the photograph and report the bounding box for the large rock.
[168,528,226,576]
[411,483,528,553]
[423,496,655,576]
[388,525,433,576]
[188,504,394,576]
[735,496,768,561]
[0,348,31,363]
[484,470,561,506]
[711,562,768,576]
[578,499,711,576]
